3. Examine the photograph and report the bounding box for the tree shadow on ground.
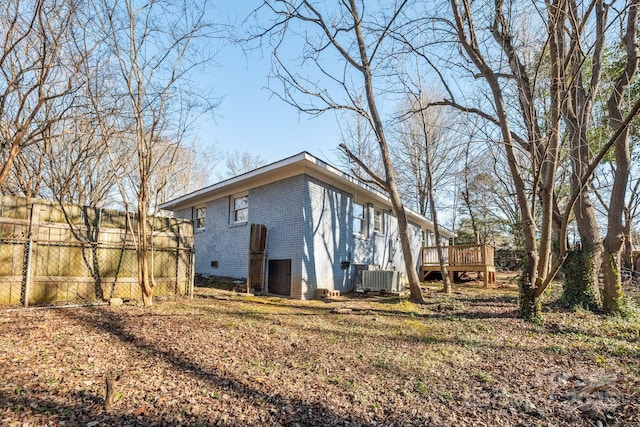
[0,388,248,427]
[54,305,418,426]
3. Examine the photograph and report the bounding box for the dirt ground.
[1,276,639,426]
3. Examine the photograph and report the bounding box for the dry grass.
[1,276,639,426]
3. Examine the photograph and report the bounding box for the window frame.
[352,202,367,237]
[195,206,206,230]
[231,193,249,224]
[373,208,384,234]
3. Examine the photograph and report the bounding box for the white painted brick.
[179,173,424,298]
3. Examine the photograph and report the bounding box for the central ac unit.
[359,270,403,292]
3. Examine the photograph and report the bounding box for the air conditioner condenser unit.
[359,270,403,292]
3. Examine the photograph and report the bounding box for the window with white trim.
[353,202,366,236]
[195,206,206,229]
[232,194,248,224]
[373,209,384,234]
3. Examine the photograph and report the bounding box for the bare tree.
[420,0,566,319]
[337,111,384,185]
[461,173,493,244]
[223,150,267,178]
[3,61,123,208]
[393,93,462,219]
[2,144,47,199]
[89,0,218,306]
[393,88,462,294]
[253,0,428,303]
[408,0,640,318]
[460,152,481,246]
[0,0,82,189]
[154,141,217,208]
[40,109,120,207]
[517,0,640,312]
[455,135,524,249]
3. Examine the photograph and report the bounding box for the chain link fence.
[0,237,193,307]
[1,194,194,308]
[0,238,28,306]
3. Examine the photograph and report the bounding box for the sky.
[195,3,346,175]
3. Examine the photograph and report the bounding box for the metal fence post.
[176,228,180,296]
[189,250,195,299]
[24,237,34,308]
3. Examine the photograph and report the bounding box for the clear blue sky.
[195,3,345,171]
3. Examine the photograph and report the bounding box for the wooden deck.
[420,244,496,287]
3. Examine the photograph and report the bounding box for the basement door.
[268,259,291,296]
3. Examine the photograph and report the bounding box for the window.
[353,202,366,236]
[425,231,433,246]
[232,194,248,224]
[195,206,206,229]
[373,209,384,234]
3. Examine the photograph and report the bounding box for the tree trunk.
[535,0,563,297]
[375,132,424,303]
[0,142,22,188]
[561,249,601,311]
[601,245,624,312]
[564,129,603,310]
[92,243,104,300]
[518,255,541,320]
[519,0,566,320]
[104,374,117,412]
[427,151,449,293]
[137,182,154,307]
[562,194,602,310]
[623,208,633,269]
[432,206,450,294]
[450,0,551,320]
[394,203,425,303]
[423,115,450,294]
[558,0,605,311]
[601,0,638,312]
[601,122,629,313]
[350,0,425,304]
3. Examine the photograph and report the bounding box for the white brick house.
[159,152,453,299]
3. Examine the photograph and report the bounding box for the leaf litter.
[1,279,639,426]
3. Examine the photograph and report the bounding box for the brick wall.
[175,176,306,283]
[302,176,424,295]
[174,174,424,298]
[251,175,305,298]
[175,197,250,278]
[303,176,352,297]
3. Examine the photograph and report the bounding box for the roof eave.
[158,152,454,237]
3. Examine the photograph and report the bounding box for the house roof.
[159,151,455,237]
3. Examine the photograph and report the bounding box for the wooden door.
[268,259,291,296]
[248,224,267,292]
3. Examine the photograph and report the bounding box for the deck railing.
[421,244,495,268]
[421,246,449,265]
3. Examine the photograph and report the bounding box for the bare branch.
[338,143,387,189]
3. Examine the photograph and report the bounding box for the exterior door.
[268,259,291,296]
[248,224,267,292]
